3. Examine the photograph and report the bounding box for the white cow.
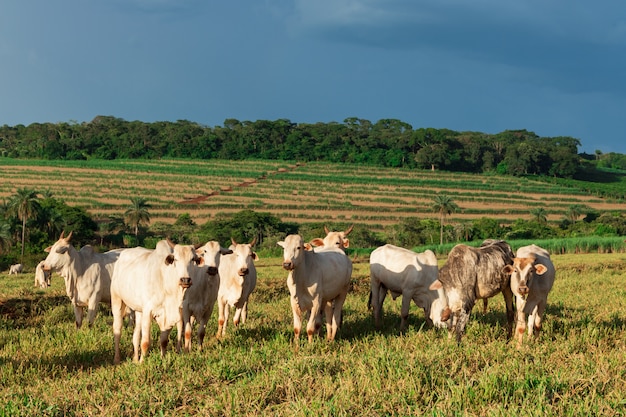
[369,244,448,331]
[503,244,556,347]
[278,234,353,343]
[307,225,353,252]
[111,239,202,364]
[34,260,52,288]
[9,263,23,275]
[215,238,258,338]
[42,231,121,328]
[178,241,232,352]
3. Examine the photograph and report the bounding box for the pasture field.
[1,158,624,230]
[1,252,626,416]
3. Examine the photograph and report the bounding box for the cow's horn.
[345,224,354,236]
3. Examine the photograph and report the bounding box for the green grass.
[2,253,626,416]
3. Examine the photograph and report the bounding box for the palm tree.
[432,194,459,245]
[7,188,41,261]
[566,204,585,223]
[125,197,151,238]
[0,220,12,254]
[530,207,548,224]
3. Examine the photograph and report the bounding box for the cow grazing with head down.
[369,244,449,331]
[503,244,555,347]
[178,241,232,352]
[34,261,52,288]
[215,238,258,338]
[278,234,352,343]
[42,231,122,328]
[307,225,353,252]
[429,240,515,342]
[111,239,202,364]
[9,263,23,275]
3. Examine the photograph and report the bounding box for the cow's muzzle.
[180,277,192,289]
[518,285,529,296]
[238,268,249,276]
[207,267,218,276]
[282,261,293,271]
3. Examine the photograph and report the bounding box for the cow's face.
[277,234,304,271]
[229,240,258,277]
[42,233,74,272]
[196,241,232,276]
[503,257,548,297]
[163,244,203,290]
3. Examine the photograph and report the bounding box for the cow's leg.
[502,286,515,339]
[86,293,100,328]
[324,302,334,340]
[531,301,546,338]
[482,298,488,314]
[159,328,172,357]
[307,297,323,343]
[515,296,527,347]
[290,297,303,344]
[216,299,226,338]
[240,302,248,324]
[329,292,348,341]
[197,319,206,350]
[74,304,84,329]
[222,304,230,335]
[454,309,470,343]
[233,306,243,327]
[399,292,412,331]
[139,310,152,363]
[370,280,383,329]
[131,311,143,363]
[112,298,125,365]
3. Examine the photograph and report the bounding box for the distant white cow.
[34,260,52,288]
[503,244,556,347]
[178,241,232,352]
[369,244,448,331]
[42,231,121,328]
[307,225,353,252]
[278,234,353,343]
[111,239,202,364]
[215,238,258,338]
[9,263,23,275]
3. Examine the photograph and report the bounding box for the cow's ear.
[251,251,259,261]
[310,238,324,247]
[502,265,514,275]
[165,254,175,265]
[304,243,313,251]
[429,280,443,291]
[44,246,51,253]
[535,264,547,275]
[343,238,350,248]
[277,241,285,248]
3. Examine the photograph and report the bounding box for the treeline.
[0,115,608,178]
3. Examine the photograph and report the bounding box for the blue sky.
[2,1,625,154]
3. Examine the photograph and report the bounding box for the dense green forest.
[2,116,626,176]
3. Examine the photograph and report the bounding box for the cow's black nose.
[207,267,218,276]
[180,277,192,288]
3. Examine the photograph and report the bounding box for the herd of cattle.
[5,226,556,363]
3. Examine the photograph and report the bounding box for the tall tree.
[530,207,548,224]
[7,188,41,261]
[125,197,151,238]
[0,220,11,254]
[432,194,459,245]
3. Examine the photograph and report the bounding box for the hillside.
[1,158,623,232]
